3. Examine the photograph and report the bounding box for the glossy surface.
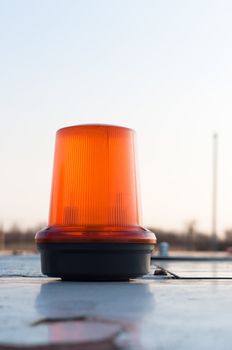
[1,255,232,350]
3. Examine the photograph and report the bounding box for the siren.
[35,124,156,280]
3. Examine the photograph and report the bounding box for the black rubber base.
[37,243,154,281]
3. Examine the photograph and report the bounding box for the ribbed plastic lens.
[36,124,156,244]
[49,124,139,227]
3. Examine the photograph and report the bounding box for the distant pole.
[212,133,218,251]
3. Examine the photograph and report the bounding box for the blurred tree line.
[0,224,45,252]
[149,221,232,251]
[1,222,232,252]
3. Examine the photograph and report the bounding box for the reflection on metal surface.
[34,281,156,348]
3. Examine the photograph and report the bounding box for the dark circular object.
[37,243,154,281]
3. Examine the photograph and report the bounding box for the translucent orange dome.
[36,124,156,244]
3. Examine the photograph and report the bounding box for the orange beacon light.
[35,124,156,280]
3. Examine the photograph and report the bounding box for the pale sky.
[1,0,232,235]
